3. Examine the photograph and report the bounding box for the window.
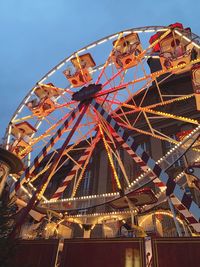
[83,170,91,195]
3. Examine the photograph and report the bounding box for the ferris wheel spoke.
[111,94,195,123]
[124,126,200,194]
[99,119,131,187]
[30,147,59,184]
[137,84,151,108]
[153,129,179,144]
[115,119,177,144]
[142,111,155,135]
[98,29,171,89]
[113,108,134,128]
[142,94,194,110]
[116,110,199,145]
[95,32,123,85]
[18,108,80,157]
[113,148,131,187]
[99,79,126,112]
[96,55,200,100]
[58,91,75,110]
[116,106,132,127]
[102,68,116,89]
[71,134,101,198]
[51,132,101,201]
[91,99,200,222]
[109,69,128,104]
[53,100,77,110]
[114,70,173,112]
[29,162,52,183]
[136,77,194,110]
[154,77,164,103]
[111,106,140,128]
[37,125,97,188]
[12,114,36,124]
[101,68,125,89]
[96,74,152,98]
[9,104,91,235]
[98,124,122,190]
[43,116,55,126]
[120,102,200,126]
[9,103,85,199]
[105,118,199,157]
[98,119,136,189]
[133,110,143,127]
[99,69,126,106]
[144,108,199,125]
[9,90,78,160]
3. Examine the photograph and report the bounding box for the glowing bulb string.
[99,119,130,187]
[98,123,122,190]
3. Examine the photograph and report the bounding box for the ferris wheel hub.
[72,83,102,101]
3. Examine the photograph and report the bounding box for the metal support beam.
[10,103,89,238]
[168,196,182,237]
[90,99,200,224]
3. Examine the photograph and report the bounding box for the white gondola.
[63,53,95,88]
[111,33,142,69]
[159,33,192,74]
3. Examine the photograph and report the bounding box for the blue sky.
[0,0,199,138]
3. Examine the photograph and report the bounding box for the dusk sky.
[0,0,199,138]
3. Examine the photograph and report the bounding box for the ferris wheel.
[4,23,200,233]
